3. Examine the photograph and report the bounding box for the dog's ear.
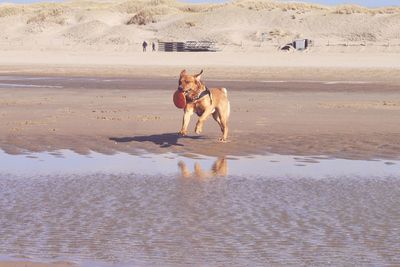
[180,69,187,77]
[194,69,203,81]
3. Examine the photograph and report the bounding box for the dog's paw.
[195,124,203,134]
[219,137,227,143]
[195,127,202,134]
[178,130,188,136]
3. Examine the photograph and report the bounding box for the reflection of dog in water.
[178,158,228,178]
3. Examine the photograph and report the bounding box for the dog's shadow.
[109,133,203,148]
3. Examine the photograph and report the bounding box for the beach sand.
[0,261,75,267]
[0,0,399,161]
[0,50,400,83]
[0,75,399,159]
[1,1,400,265]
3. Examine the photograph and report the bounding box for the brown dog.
[177,69,230,142]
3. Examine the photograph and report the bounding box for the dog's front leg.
[178,161,191,178]
[179,107,194,136]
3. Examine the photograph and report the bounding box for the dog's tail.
[227,100,231,118]
[221,87,228,96]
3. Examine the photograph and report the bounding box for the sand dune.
[0,0,399,52]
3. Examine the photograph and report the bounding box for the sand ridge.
[0,0,399,52]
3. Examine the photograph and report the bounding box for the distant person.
[142,41,148,52]
[152,42,156,52]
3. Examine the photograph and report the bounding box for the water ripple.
[0,174,399,266]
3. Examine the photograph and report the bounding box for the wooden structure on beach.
[293,39,312,50]
[158,41,219,52]
[280,38,313,51]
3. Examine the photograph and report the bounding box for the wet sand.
[0,75,400,159]
[1,150,400,266]
[1,169,399,266]
[0,261,75,267]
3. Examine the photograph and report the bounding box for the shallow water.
[1,150,399,178]
[0,150,400,266]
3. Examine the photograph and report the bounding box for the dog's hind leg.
[212,111,224,132]
[219,116,228,142]
[217,102,230,142]
[195,107,214,134]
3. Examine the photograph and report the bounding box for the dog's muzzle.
[178,86,192,95]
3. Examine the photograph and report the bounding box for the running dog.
[177,69,230,142]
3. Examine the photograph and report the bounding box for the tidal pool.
[0,150,399,266]
[1,150,399,178]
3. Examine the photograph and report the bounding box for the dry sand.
[0,0,399,53]
[0,51,400,84]
[0,0,400,80]
[0,0,399,80]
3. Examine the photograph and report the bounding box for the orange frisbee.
[173,89,186,109]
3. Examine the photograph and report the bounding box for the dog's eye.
[185,80,190,83]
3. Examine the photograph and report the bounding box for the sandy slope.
[0,0,399,53]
